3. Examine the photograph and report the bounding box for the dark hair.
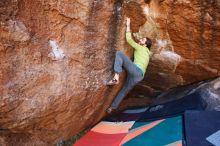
[144,0,152,4]
[145,37,152,49]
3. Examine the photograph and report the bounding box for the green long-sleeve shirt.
[126,32,150,75]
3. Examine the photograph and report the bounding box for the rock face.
[0,0,125,145]
[0,0,219,145]
[139,0,220,89]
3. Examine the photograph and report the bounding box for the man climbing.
[106,17,152,113]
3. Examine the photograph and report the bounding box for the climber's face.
[139,38,147,46]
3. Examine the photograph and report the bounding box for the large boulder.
[139,0,220,89]
[0,0,219,145]
[0,0,125,145]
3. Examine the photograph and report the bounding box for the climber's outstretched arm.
[126,17,131,32]
[125,17,142,50]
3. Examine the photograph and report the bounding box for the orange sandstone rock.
[0,0,219,145]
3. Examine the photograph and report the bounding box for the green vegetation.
[62,128,91,146]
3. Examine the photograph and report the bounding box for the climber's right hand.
[126,17,131,32]
[126,17,130,26]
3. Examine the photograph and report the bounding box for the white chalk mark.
[48,40,65,60]
[143,7,150,16]
[160,50,182,64]
[156,39,168,48]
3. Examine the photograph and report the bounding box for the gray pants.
[111,51,144,109]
